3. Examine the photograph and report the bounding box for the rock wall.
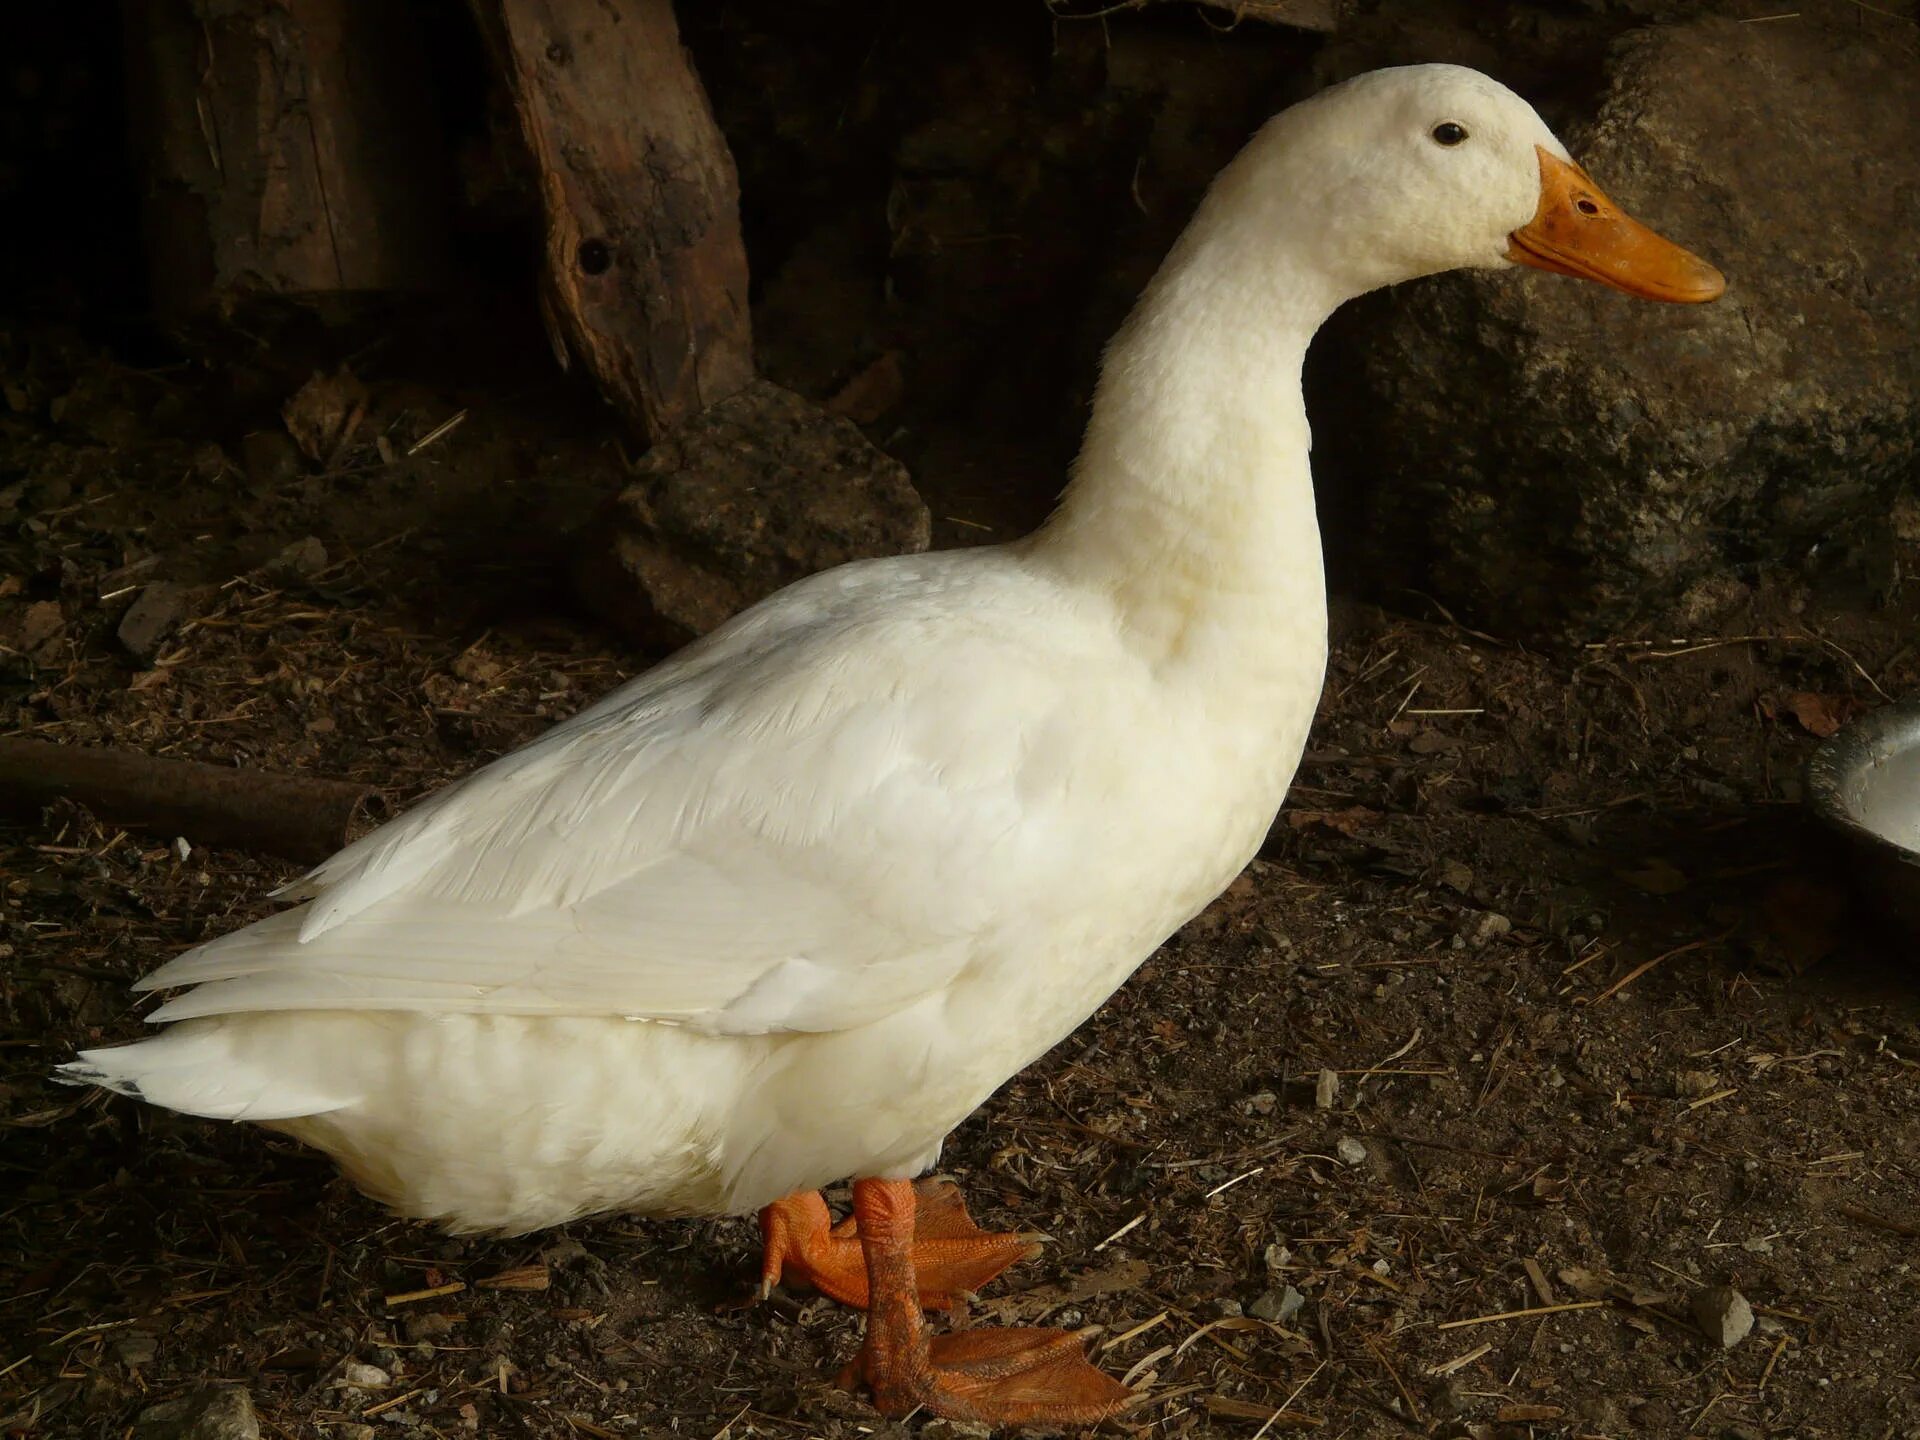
[1330,17,1919,637]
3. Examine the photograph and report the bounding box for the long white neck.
[1026,150,1351,682]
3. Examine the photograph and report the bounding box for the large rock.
[576,380,930,647]
[1343,18,1918,637]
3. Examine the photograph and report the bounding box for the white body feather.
[64,66,1568,1233]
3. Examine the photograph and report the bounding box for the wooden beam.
[475,0,756,441]
[124,0,449,318]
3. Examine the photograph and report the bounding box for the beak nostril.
[1575,198,1601,217]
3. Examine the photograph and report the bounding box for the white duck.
[65,65,1721,1425]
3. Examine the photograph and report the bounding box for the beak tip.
[1689,262,1728,304]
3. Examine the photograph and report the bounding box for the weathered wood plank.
[475,0,756,440]
[124,0,447,318]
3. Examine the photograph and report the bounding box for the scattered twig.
[1686,1087,1739,1111]
[363,1387,432,1418]
[1099,1311,1169,1352]
[1353,1029,1424,1099]
[1436,1300,1605,1331]
[1362,1333,1422,1423]
[1204,1167,1263,1200]
[384,1281,467,1307]
[1759,1335,1790,1393]
[1425,1341,1492,1377]
[1094,1212,1148,1251]
[1834,1203,1920,1238]
[406,408,469,456]
[1586,929,1734,1006]
[1202,1394,1323,1428]
[1257,1359,1328,1439]
[1521,1257,1557,1306]
[476,1265,551,1291]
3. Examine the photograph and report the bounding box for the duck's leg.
[838,1178,1136,1424]
[757,1179,1039,1310]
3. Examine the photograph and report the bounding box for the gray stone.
[576,379,930,648]
[11,599,65,666]
[1248,1284,1306,1323]
[137,1387,260,1440]
[268,536,329,581]
[339,1361,390,1389]
[1344,18,1918,637]
[402,1311,461,1344]
[117,582,188,663]
[1468,913,1512,947]
[1692,1284,1755,1348]
[1336,1136,1368,1166]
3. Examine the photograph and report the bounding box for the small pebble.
[339,1362,391,1389]
[1470,912,1512,946]
[1248,1285,1306,1324]
[1336,1137,1368,1166]
[1691,1285,1754,1349]
[403,1312,461,1344]
[1264,1243,1292,1270]
[1314,1068,1339,1110]
[1673,1069,1718,1099]
[269,535,329,580]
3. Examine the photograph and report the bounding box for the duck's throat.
[1030,233,1340,670]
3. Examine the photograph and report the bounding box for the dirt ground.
[3,304,1920,1440]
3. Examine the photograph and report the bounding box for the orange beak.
[1507,147,1725,304]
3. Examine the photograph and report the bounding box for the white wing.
[140,557,1126,1037]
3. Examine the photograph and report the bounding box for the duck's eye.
[1430,122,1469,147]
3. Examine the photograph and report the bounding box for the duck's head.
[1217,63,1725,307]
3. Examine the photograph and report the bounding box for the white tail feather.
[57,1019,359,1122]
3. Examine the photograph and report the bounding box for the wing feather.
[138,560,1110,1037]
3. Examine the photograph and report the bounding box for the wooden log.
[0,738,373,864]
[473,0,755,441]
[123,0,449,319]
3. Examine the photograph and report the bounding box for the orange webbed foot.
[844,1324,1139,1425]
[758,1178,1039,1310]
[835,1177,1138,1426]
